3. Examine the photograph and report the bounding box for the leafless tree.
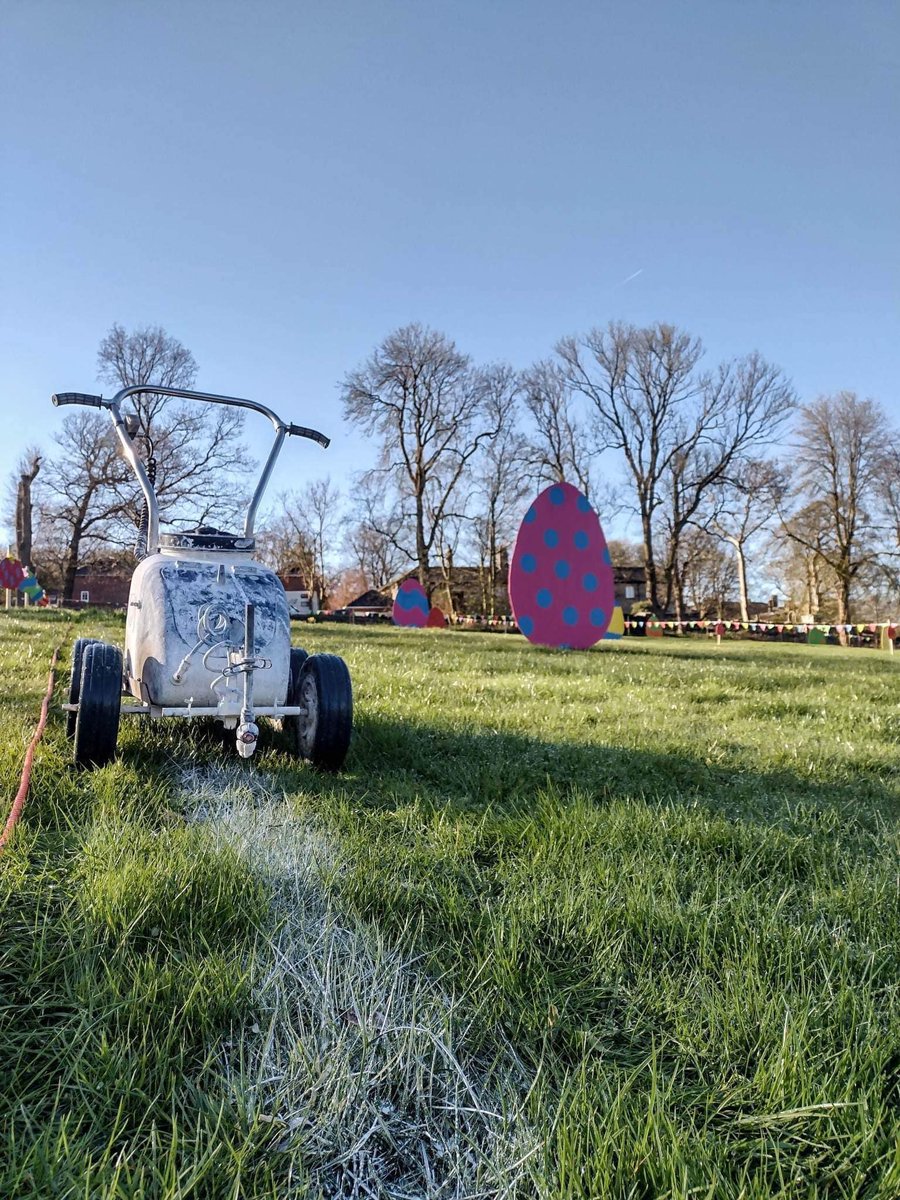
[97,323,253,534]
[521,361,593,497]
[35,414,132,597]
[10,448,42,568]
[468,365,530,616]
[679,527,734,620]
[704,458,788,620]
[874,445,900,598]
[769,502,835,621]
[341,324,500,586]
[344,475,411,589]
[557,323,795,612]
[605,538,644,568]
[784,392,884,626]
[261,478,343,606]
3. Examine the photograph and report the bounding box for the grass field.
[1,610,898,1198]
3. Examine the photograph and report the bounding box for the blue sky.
[2,0,897,546]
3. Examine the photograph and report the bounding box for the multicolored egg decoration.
[603,606,625,639]
[392,578,429,627]
[509,482,615,649]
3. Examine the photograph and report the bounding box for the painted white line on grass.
[180,764,540,1199]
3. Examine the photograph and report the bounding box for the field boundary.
[0,644,59,854]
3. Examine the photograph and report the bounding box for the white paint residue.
[180,764,540,1198]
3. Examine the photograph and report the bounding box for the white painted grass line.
[180,763,542,1199]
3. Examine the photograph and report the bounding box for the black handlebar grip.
[288,423,330,449]
[52,392,106,409]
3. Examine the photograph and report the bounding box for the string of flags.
[0,557,49,606]
[626,618,898,638]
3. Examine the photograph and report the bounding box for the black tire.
[271,647,309,733]
[66,637,100,739]
[74,643,122,769]
[287,646,309,699]
[287,653,352,771]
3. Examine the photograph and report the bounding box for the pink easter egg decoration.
[392,578,430,627]
[509,482,615,650]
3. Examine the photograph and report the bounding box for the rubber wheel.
[66,637,100,739]
[74,643,123,769]
[271,647,309,732]
[287,646,309,698]
[288,653,352,771]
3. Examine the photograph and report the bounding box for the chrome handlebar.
[51,384,330,551]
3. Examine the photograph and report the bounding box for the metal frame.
[52,385,329,553]
[64,703,304,718]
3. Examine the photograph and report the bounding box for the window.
[625,585,635,599]
[80,590,90,603]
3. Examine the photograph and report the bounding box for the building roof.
[346,589,392,610]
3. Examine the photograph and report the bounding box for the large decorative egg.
[393,578,429,627]
[603,605,625,639]
[509,482,615,649]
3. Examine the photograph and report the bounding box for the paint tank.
[124,552,291,709]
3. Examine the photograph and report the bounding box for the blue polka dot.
[577,494,592,512]
[563,606,579,626]
[590,608,607,626]
[554,559,570,580]
[524,506,537,523]
[518,615,534,636]
[574,530,589,550]
[602,546,612,566]
[583,573,598,592]
[521,553,537,573]
[397,589,416,609]
[549,486,565,505]
[537,588,553,609]
[543,529,559,548]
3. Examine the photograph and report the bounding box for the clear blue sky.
[2,0,897,546]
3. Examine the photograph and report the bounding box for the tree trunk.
[641,512,659,610]
[15,456,41,569]
[836,573,851,629]
[487,523,497,619]
[63,537,81,601]
[415,490,429,590]
[672,561,684,626]
[732,540,750,622]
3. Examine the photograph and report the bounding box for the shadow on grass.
[250,709,900,849]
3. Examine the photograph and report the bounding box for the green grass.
[1,611,898,1197]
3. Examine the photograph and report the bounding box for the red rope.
[0,646,60,854]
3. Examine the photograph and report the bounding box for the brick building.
[70,564,317,613]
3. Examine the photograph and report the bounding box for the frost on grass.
[180,764,540,1199]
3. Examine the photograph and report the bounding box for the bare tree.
[874,445,900,599]
[679,527,734,619]
[97,323,253,534]
[704,458,788,620]
[469,365,530,617]
[557,323,795,611]
[262,478,343,606]
[13,448,41,568]
[784,392,884,626]
[341,324,500,587]
[521,361,593,497]
[36,414,131,597]
[769,504,837,621]
[344,475,411,589]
